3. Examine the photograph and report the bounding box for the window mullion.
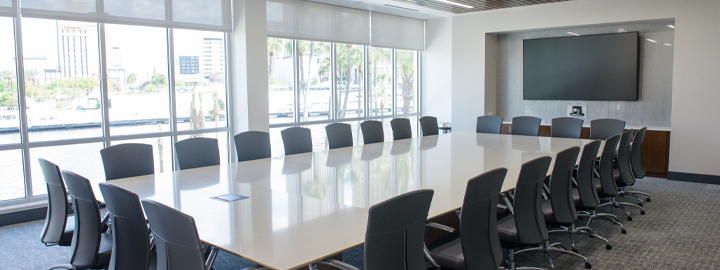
[330,43,336,121]
[293,40,300,124]
[97,23,111,148]
[13,13,32,200]
[391,49,397,116]
[166,28,178,170]
[363,46,369,118]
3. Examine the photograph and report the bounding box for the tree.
[372,73,391,115]
[151,73,168,90]
[294,41,331,121]
[267,38,286,86]
[126,73,137,88]
[25,69,40,89]
[0,91,17,108]
[396,50,416,114]
[334,45,364,118]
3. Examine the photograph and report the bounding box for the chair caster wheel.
[645,198,651,202]
[640,210,646,215]
[606,244,612,250]
[621,228,627,234]
[585,262,592,269]
[627,216,633,221]
[572,247,579,253]
[638,202,644,207]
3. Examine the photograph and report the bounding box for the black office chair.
[573,140,626,235]
[551,117,584,139]
[141,200,219,270]
[38,159,74,247]
[590,118,625,140]
[101,143,154,181]
[175,138,220,170]
[497,156,591,270]
[427,168,507,270]
[361,120,385,144]
[234,131,271,162]
[390,118,413,140]
[625,127,651,202]
[281,127,313,155]
[543,146,611,252]
[510,116,541,136]
[594,134,635,220]
[57,170,112,270]
[99,183,154,270]
[476,115,502,134]
[613,130,646,214]
[325,123,353,149]
[419,116,439,136]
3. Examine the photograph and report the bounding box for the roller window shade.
[266,0,370,45]
[371,12,424,51]
[19,0,231,32]
[0,0,16,17]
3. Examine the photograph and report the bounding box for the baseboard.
[668,171,720,185]
[0,207,47,227]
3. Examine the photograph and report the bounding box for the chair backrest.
[175,138,220,170]
[548,147,581,224]
[616,130,635,186]
[361,120,384,144]
[365,189,434,270]
[419,116,439,136]
[61,170,104,269]
[575,140,602,208]
[234,131,271,162]
[513,156,552,245]
[99,183,151,270]
[101,143,154,181]
[281,127,313,155]
[391,118,413,141]
[511,116,541,136]
[39,158,70,246]
[590,118,625,140]
[460,168,507,270]
[142,200,207,270]
[325,123,353,149]
[630,127,647,178]
[597,134,621,196]
[551,117,584,139]
[476,115,503,134]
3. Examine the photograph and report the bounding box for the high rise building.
[179,56,200,74]
[202,37,224,81]
[57,21,99,78]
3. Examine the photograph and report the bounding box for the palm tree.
[372,73,391,115]
[295,41,330,121]
[126,73,137,89]
[267,38,285,86]
[396,50,416,114]
[25,69,40,89]
[335,44,364,118]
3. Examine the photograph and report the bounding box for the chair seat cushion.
[96,232,113,267]
[497,215,519,248]
[429,234,466,270]
[614,169,628,187]
[542,200,554,223]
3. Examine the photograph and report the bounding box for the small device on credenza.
[568,105,586,117]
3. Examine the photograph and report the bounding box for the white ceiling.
[304,0,454,20]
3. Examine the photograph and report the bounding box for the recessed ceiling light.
[646,39,657,43]
[436,0,473,9]
[664,43,672,46]
[567,32,581,36]
[667,25,675,29]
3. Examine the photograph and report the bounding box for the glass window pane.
[0,149,25,201]
[173,29,227,131]
[0,17,19,145]
[111,137,172,174]
[267,38,294,124]
[368,47,391,118]
[30,143,103,196]
[105,24,170,136]
[396,50,417,114]
[22,0,96,14]
[104,0,166,21]
[172,0,224,26]
[22,18,103,141]
[335,43,364,119]
[177,132,229,166]
[298,40,331,122]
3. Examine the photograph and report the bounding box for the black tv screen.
[523,32,639,101]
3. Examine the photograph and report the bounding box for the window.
[396,49,418,115]
[105,24,170,136]
[335,43,364,119]
[298,40,330,122]
[0,150,25,201]
[267,37,294,124]
[0,16,19,145]
[369,47,391,117]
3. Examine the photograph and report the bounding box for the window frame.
[0,14,233,210]
[268,39,422,129]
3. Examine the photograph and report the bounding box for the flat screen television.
[523,32,639,101]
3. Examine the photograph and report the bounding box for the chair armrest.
[426,222,455,233]
[317,259,360,270]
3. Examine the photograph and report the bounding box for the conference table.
[95,132,601,270]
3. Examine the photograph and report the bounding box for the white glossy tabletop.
[97,133,600,270]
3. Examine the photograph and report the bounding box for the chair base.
[548,223,612,252]
[507,241,591,270]
[48,265,73,270]
[598,197,645,220]
[579,210,627,234]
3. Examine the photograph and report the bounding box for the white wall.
[449,0,720,177]
[424,18,453,124]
